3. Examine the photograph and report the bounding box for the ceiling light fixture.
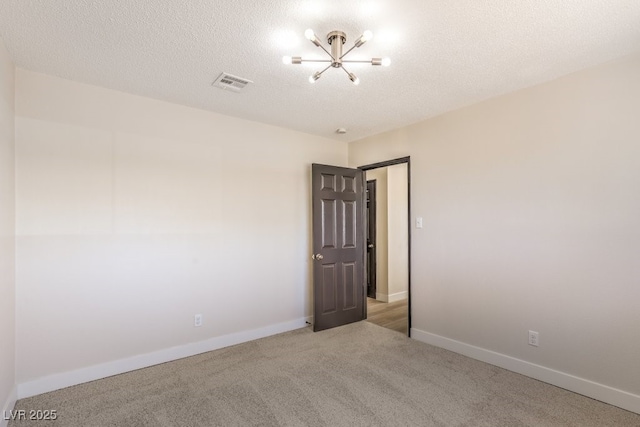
[283,29,390,85]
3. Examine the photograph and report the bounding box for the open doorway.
[359,157,410,336]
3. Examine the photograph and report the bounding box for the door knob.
[368,244,374,248]
[314,253,324,260]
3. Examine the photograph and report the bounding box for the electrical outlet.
[194,314,203,327]
[528,330,539,347]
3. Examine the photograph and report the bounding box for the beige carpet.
[10,322,640,426]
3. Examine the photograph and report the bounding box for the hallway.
[366,298,408,335]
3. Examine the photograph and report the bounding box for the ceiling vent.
[212,72,253,92]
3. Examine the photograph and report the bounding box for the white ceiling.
[1,1,639,142]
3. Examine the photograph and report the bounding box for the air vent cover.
[212,72,253,92]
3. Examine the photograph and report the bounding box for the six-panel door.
[312,164,365,332]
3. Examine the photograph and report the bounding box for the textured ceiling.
[1,0,639,142]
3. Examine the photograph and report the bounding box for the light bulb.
[305,28,316,41]
[356,30,374,47]
[282,56,292,65]
[309,72,321,83]
[381,57,391,67]
[349,73,360,85]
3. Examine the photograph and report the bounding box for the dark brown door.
[366,180,377,299]
[312,164,365,332]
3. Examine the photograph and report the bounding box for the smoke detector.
[336,128,347,134]
[212,72,253,92]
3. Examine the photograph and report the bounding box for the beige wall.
[0,39,16,422]
[365,164,408,302]
[386,163,408,300]
[14,70,347,388]
[349,53,640,411]
[7,44,640,413]
[365,168,388,299]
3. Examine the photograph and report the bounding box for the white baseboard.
[388,291,408,303]
[1,385,17,427]
[374,291,408,303]
[411,328,640,415]
[18,318,308,399]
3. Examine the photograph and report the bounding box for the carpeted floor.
[10,322,640,426]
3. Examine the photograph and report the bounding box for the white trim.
[18,318,308,399]
[1,385,17,427]
[375,292,388,302]
[387,291,408,303]
[411,328,640,415]
[374,292,407,303]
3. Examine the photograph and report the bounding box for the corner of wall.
[411,328,640,415]
[17,318,309,399]
[0,34,16,427]
[0,386,17,427]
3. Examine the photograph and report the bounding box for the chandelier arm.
[300,59,333,63]
[339,44,359,60]
[341,59,376,64]
[340,64,360,85]
[312,42,334,60]
[317,64,332,75]
[340,64,353,76]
